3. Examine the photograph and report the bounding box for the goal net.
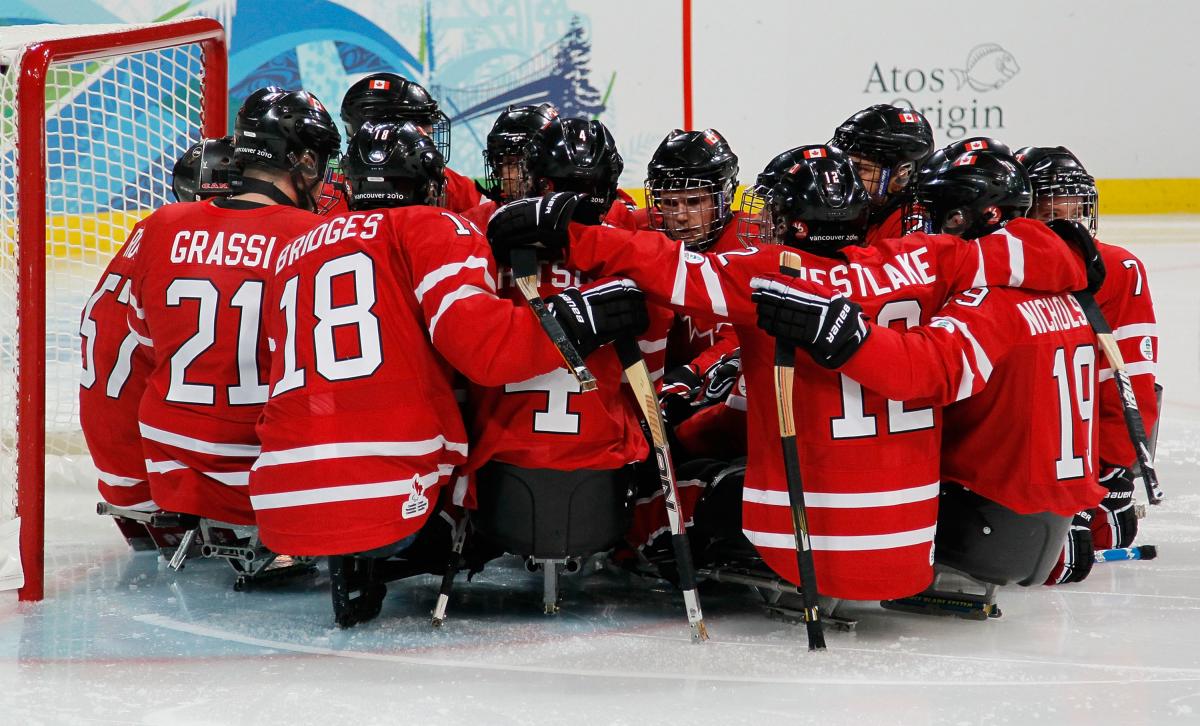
[0,18,227,600]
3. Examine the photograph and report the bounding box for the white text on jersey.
[169,229,277,269]
[1015,294,1088,336]
[784,247,935,298]
[274,213,383,273]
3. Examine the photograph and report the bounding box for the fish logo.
[952,44,1020,92]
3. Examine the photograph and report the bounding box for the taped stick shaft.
[773,249,826,651]
[1073,292,1162,504]
[510,248,598,392]
[614,337,708,642]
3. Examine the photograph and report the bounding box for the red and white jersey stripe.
[566,217,1086,599]
[251,206,565,555]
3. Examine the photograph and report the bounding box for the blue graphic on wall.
[1,0,615,210]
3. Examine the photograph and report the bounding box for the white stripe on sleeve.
[428,285,488,339]
[414,257,495,302]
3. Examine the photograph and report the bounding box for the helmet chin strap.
[288,165,320,213]
[236,176,299,206]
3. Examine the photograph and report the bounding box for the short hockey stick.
[510,247,598,392]
[1095,544,1158,563]
[1072,291,1163,504]
[430,515,468,628]
[614,337,709,642]
[771,249,826,651]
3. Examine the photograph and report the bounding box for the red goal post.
[0,18,227,602]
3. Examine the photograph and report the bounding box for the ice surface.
[2,216,1199,726]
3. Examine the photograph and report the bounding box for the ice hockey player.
[1016,145,1159,583]
[114,87,340,528]
[171,136,238,203]
[643,128,744,372]
[486,144,1087,602]
[78,135,245,551]
[519,116,642,231]
[339,72,483,213]
[751,148,1106,607]
[249,121,648,626]
[830,104,934,244]
[480,102,560,204]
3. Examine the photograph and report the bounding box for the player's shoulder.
[392,204,485,238]
[1095,237,1141,264]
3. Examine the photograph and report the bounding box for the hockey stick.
[613,337,709,643]
[1094,544,1158,563]
[771,249,826,651]
[1072,291,1163,504]
[510,247,598,392]
[431,515,468,628]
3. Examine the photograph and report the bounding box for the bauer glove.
[1044,510,1096,586]
[750,275,870,369]
[546,278,649,359]
[487,192,582,265]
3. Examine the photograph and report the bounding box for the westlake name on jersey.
[122,200,322,524]
[565,218,1085,600]
[251,207,565,556]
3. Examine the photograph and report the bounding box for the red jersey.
[79,247,155,511]
[444,167,483,213]
[841,286,1103,515]
[865,205,905,247]
[1093,240,1158,467]
[123,200,321,525]
[463,261,670,483]
[251,207,564,555]
[566,218,1086,599]
[665,212,746,370]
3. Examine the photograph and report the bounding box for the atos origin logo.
[863,44,1021,139]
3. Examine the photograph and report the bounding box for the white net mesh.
[0,23,213,536]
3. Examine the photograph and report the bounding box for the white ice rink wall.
[2,0,1196,215]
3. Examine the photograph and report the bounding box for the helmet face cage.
[483,138,536,202]
[645,176,732,250]
[1032,173,1098,236]
[735,184,777,248]
[429,111,451,163]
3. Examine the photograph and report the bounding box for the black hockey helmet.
[737,145,870,257]
[341,73,451,162]
[233,87,341,211]
[172,136,237,202]
[483,103,559,202]
[1014,146,1098,235]
[644,128,740,250]
[915,149,1031,239]
[921,136,1012,179]
[341,121,446,211]
[831,104,933,205]
[524,116,623,224]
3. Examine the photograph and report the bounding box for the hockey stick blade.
[510,248,598,392]
[614,337,709,643]
[773,249,826,651]
[1095,544,1158,563]
[1073,292,1163,504]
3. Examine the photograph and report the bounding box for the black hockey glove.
[486,192,583,265]
[696,350,742,409]
[546,278,649,359]
[750,274,870,369]
[658,364,702,424]
[1093,465,1139,549]
[1045,510,1095,586]
[1047,219,1105,294]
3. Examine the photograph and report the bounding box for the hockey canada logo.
[403,481,430,519]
